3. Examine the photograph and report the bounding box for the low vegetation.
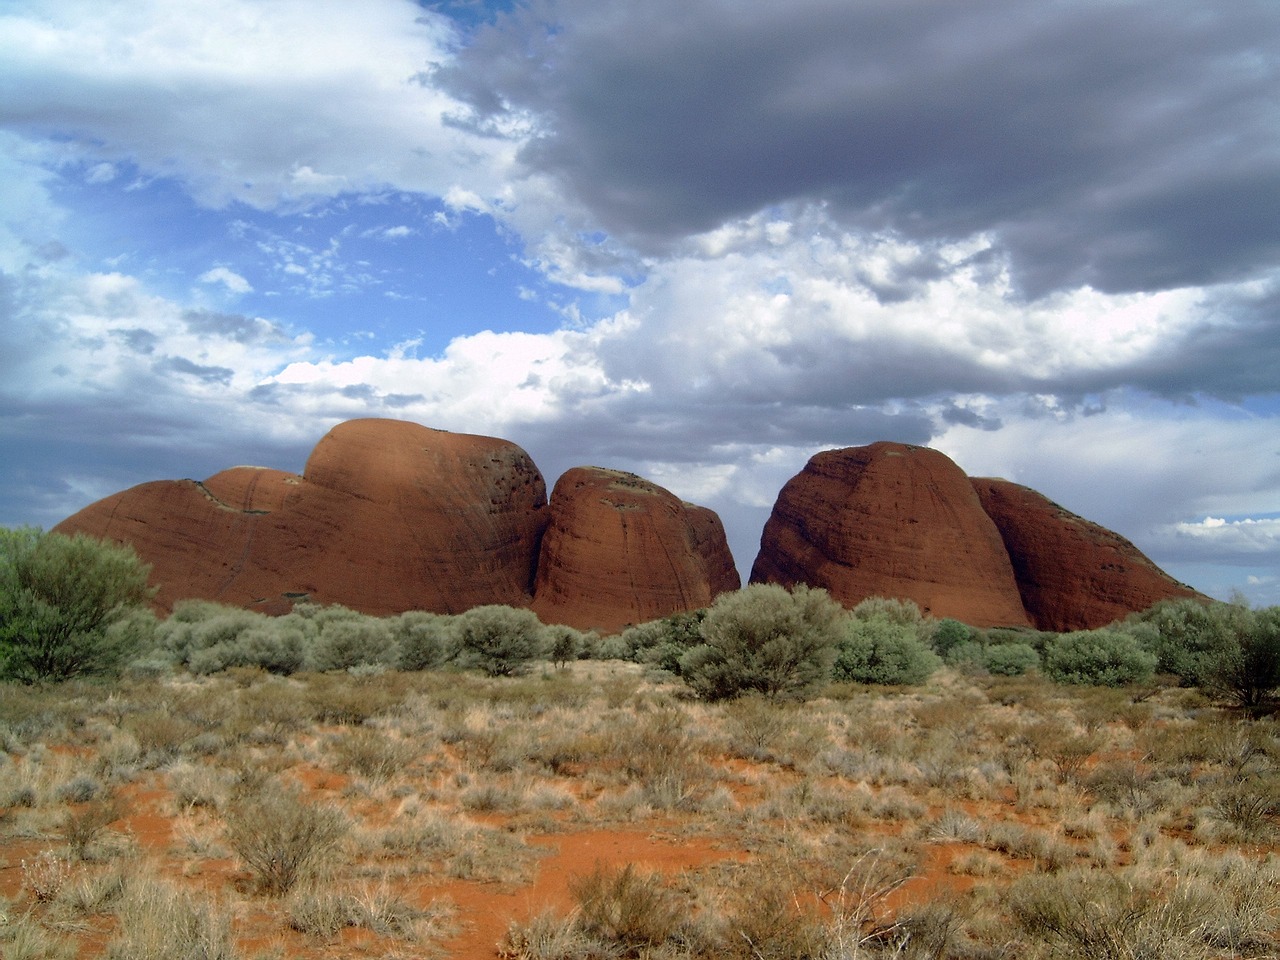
[3,526,1280,958]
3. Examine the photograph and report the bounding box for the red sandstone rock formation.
[55,419,549,616]
[531,467,741,633]
[750,443,1033,628]
[972,477,1203,631]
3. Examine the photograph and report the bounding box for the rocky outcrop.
[751,441,1202,629]
[751,443,1032,627]
[972,477,1203,631]
[531,467,740,633]
[53,418,738,630]
[55,419,550,616]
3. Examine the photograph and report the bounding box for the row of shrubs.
[617,588,1280,703]
[4,528,1279,705]
[134,584,1280,706]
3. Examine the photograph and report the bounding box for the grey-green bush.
[983,641,1040,676]
[0,527,154,683]
[619,610,704,673]
[453,605,547,676]
[678,583,842,701]
[309,614,396,672]
[1202,605,1280,708]
[833,615,941,685]
[1127,597,1245,686]
[392,610,456,671]
[1042,629,1157,687]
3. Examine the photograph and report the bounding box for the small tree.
[1042,629,1157,687]
[1202,606,1280,709]
[931,618,975,657]
[678,583,843,701]
[833,616,941,686]
[983,642,1040,676]
[0,528,154,683]
[1127,597,1244,686]
[392,610,456,671]
[452,605,547,677]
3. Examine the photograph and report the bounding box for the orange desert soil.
[0,748,1028,960]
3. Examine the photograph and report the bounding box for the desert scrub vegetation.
[3,659,1280,959]
[0,527,155,683]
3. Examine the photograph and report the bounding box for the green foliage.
[944,639,987,671]
[981,641,1040,676]
[1127,597,1245,686]
[833,614,941,686]
[452,605,548,676]
[546,625,587,668]
[930,617,975,656]
[1201,605,1280,709]
[850,595,926,627]
[0,527,154,683]
[1042,629,1157,687]
[309,612,396,672]
[617,610,705,673]
[678,583,843,701]
[392,610,455,671]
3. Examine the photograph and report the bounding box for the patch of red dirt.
[433,827,744,959]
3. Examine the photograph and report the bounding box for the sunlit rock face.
[751,442,1033,628]
[55,419,550,616]
[53,418,738,630]
[972,477,1203,631]
[531,467,740,634]
[751,441,1203,629]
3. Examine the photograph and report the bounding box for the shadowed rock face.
[972,477,1203,631]
[531,467,740,633]
[55,419,550,616]
[751,442,1032,628]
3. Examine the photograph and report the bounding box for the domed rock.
[54,419,549,616]
[750,442,1032,627]
[972,477,1203,631]
[684,502,742,599]
[531,467,741,633]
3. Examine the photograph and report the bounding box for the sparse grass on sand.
[1,661,1278,959]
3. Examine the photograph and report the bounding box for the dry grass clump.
[222,783,348,895]
[286,882,456,944]
[6,647,1280,960]
[105,876,238,960]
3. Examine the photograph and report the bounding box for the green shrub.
[309,615,395,672]
[944,640,987,670]
[1202,605,1280,708]
[392,610,455,671]
[452,605,547,677]
[1042,629,1157,686]
[617,610,704,671]
[850,595,926,626]
[545,625,586,668]
[678,584,842,701]
[983,642,1040,676]
[833,616,941,686]
[930,617,975,656]
[157,603,264,669]
[0,528,154,683]
[1127,597,1244,685]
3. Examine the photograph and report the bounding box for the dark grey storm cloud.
[447,0,1280,296]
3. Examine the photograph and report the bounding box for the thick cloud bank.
[2,0,1278,606]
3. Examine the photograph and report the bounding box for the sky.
[2,0,1279,607]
